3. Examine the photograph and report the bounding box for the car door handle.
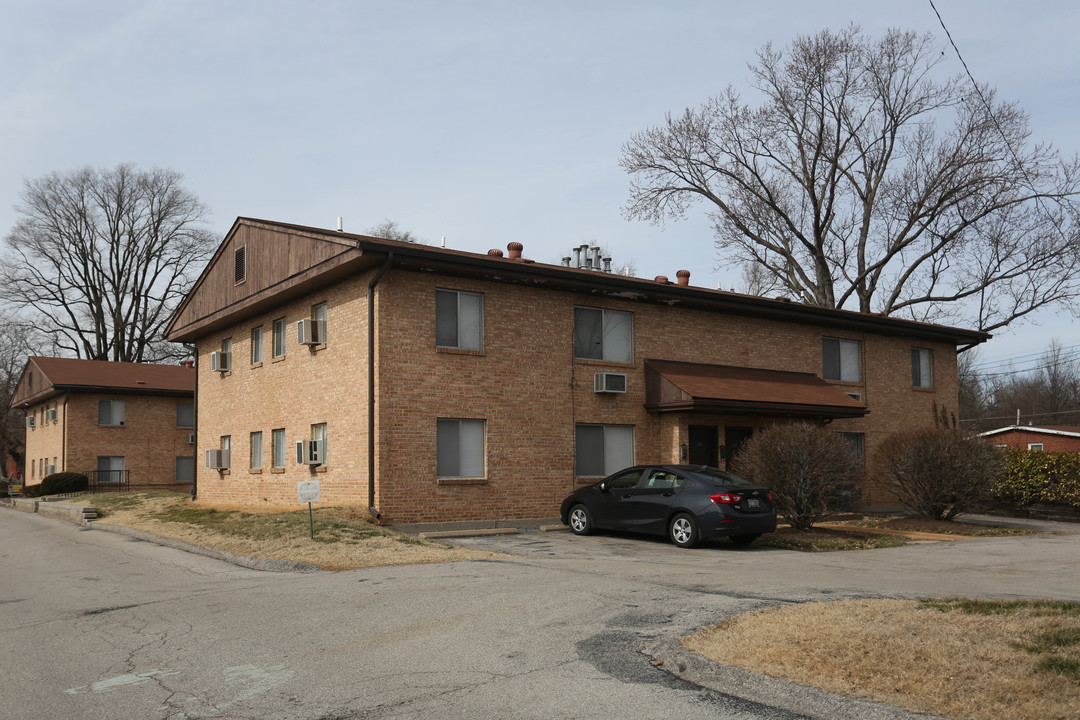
[621,493,633,499]
[662,491,674,496]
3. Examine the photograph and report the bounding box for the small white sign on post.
[297,480,321,503]
[298,480,321,540]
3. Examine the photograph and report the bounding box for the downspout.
[367,252,394,519]
[189,345,198,501]
[61,396,68,472]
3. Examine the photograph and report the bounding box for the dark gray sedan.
[560,465,777,548]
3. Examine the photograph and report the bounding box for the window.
[575,424,634,476]
[311,423,328,464]
[911,348,933,388]
[1029,443,1044,451]
[97,456,125,483]
[272,428,286,468]
[250,431,263,469]
[272,318,287,358]
[177,402,194,428]
[221,436,231,469]
[98,399,126,426]
[312,302,328,344]
[840,432,865,468]
[436,289,483,350]
[437,418,485,478]
[176,456,194,484]
[822,338,861,382]
[251,326,264,364]
[234,246,246,285]
[574,307,632,363]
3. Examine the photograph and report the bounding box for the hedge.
[21,472,89,498]
[992,449,1080,508]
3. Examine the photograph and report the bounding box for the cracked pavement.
[3,508,1078,719]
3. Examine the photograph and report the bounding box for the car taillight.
[766,491,774,503]
[710,493,741,505]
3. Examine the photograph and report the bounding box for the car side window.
[609,469,643,490]
[646,470,678,489]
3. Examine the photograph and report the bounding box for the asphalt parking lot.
[5,507,1080,719]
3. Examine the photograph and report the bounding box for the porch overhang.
[644,359,869,420]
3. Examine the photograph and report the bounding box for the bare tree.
[0,314,44,478]
[366,219,424,244]
[622,26,1080,333]
[0,164,216,363]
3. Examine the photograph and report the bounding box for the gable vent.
[234,246,247,285]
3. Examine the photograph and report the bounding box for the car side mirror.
[599,482,608,493]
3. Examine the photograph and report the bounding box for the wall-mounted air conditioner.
[44,464,56,476]
[205,449,230,469]
[594,372,628,394]
[46,408,57,423]
[210,351,231,373]
[188,433,195,445]
[297,319,325,345]
[296,440,325,465]
[25,416,36,428]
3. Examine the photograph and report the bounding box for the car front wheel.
[568,504,593,535]
[669,513,699,548]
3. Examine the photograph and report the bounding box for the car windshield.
[681,466,756,487]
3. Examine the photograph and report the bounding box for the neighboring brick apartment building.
[10,357,196,489]
[165,217,988,524]
[980,425,1080,452]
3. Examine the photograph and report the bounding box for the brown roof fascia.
[168,217,991,347]
[644,398,869,419]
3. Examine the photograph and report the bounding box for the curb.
[90,523,321,573]
[647,638,944,720]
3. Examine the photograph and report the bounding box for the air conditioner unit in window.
[297,319,325,345]
[46,408,57,423]
[296,440,324,465]
[594,372,628,394]
[25,416,36,428]
[205,449,230,469]
[210,351,231,373]
[188,433,195,445]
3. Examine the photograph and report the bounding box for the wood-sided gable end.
[165,218,362,342]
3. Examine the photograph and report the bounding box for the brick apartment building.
[980,425,1080,452]
[11,357,196,489]
[165,217,988,524]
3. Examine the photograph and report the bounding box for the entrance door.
[688,426,719,467]
[723,426,754,471]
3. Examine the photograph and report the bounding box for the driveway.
[2,507,1078,719]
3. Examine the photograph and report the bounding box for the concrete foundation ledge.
[418,528,518,539]
[392,516,561,535]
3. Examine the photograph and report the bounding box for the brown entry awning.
[644,359,868,419]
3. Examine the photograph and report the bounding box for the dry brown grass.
[84,492,502,570]
[683,598,1080,720]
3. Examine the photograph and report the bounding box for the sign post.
[297,480,321,540]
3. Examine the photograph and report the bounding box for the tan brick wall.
[194,267,963,521]
[194,275,369,506]
[22,393,194,486]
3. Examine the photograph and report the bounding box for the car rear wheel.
[669,513,699,548]
[730,534,760,547]
[568,504,593,535]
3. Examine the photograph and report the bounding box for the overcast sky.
[2,0,1078,374]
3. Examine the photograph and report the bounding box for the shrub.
[23,472,89,497]
[732,421,859,530]
[878,428,1003,520]
[993,449,1080,508]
